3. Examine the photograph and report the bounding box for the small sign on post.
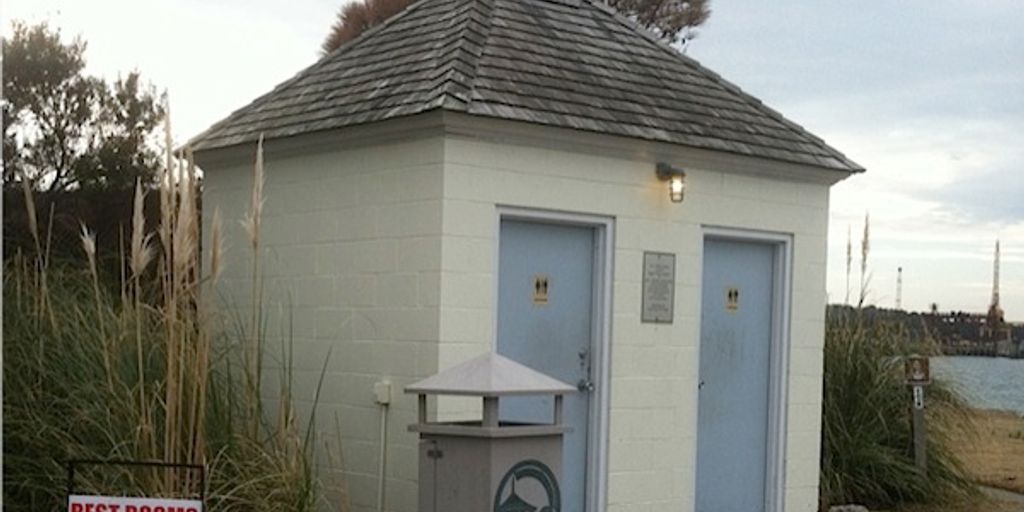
[904,355,931,386]
[904,354,930,474]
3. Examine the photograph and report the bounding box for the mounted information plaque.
[642,252,675,323]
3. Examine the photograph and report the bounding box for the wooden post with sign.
[904,355,931,475]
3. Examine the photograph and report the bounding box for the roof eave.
[442,110,863,184]
[191,110,448,169]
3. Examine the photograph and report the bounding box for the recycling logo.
[493,459,560,512]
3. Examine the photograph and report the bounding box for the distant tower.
[984,239,1006,340]
[991,240,1001,309]
[896,266,903,310]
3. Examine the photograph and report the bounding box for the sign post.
[904,355,931,475]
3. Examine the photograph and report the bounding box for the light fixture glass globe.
[669,176,685,202]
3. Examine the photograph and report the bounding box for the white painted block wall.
[203,127,832,512]
[438,135,830,512]
[202,137,446,512]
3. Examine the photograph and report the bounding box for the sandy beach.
[890,408,1024,512]
[956,408,1024,494]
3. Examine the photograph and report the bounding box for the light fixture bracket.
[655,162,685,181]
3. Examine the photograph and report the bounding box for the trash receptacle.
[407,352,575,512]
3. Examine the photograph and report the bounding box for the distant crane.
[991,240,1001,310]
[896,266,903,310]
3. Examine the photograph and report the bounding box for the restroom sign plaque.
[725,287,740,312]
[642,252,675,323]
[532,275,550,305]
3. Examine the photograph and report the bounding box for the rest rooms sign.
[69,495,202,512]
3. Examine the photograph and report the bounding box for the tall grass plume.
[3,123,328,510]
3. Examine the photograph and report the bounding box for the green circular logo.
[493,459,560,512]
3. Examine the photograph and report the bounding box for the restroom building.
[191,0,863,510]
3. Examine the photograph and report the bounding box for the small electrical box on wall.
[373,381,392,405]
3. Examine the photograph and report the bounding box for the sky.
[4,0,1022,320]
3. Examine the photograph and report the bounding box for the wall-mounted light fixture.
[656,162,686,203]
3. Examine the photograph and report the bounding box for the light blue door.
[696,238,776,512]
[497,219,594,512]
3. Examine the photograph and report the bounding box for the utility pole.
[896,266,903,310]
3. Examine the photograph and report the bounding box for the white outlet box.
[373,380,392,405]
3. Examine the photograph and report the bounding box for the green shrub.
[820,310,976,509]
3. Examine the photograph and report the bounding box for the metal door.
[497,219,595,512]
[696,238,776,512]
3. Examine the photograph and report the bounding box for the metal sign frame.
[641,251,676,324]
[904,355,931,386]
[65,458,206,507]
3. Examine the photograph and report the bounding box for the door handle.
[577,379,595,392]
[698,380,705,390]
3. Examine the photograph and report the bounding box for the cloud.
[924,157,1024,223]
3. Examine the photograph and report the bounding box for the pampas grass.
[241,134,266,441]
[821,218,974,509]
[4,125,327,510]
[820,312,976,509]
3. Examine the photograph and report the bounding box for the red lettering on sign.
[70,499,198,512]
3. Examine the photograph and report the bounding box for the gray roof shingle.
[190,0,863,173]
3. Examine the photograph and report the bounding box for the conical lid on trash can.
[406,352,574,397]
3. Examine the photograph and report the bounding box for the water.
[932,356,1024,415]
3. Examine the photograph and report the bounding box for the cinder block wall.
[203,126,831,512]
[438,132,830,512]
[201,137,445,512]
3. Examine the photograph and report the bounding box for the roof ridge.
[581,0,861,171]
[431,0,496,109]
[457,0,495,110]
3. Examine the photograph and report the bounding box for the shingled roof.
[190,0,862,173]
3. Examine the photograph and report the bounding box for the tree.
[2,22,165,192]
[321,0,413,54]
[73,73,165,190]
[321,0,710,54]
[610,0,710,45]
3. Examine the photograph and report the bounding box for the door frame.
[493,206,614,512]
[696,226,793,512]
